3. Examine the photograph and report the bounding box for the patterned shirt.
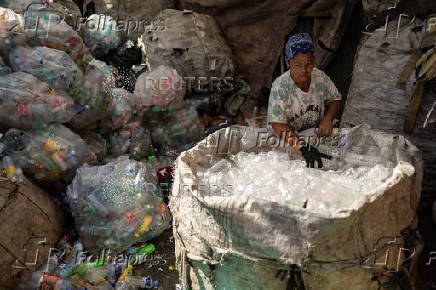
[267,68,341,132]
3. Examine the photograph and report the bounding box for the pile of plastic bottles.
[0,2,217,288]
[145,104,205,154]
[9,46,83,90]
[0,72,75,128]
[135,65,185,111]
[67,156,171,252]
[31,233,161,289]
[196,150,394,215]
[1,124,97,181]
[83,14,121,58]
[69,59,116,129]
[109,121,154,160]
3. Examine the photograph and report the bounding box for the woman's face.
[288,53,314,83]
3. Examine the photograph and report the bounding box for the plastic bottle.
[112,217,136,240]
[88,193,110,217]
[70,273,93,287]
[0,141,6,155]
[104,238,123,250]
[107,263,123,284]
[34,273,74,290]
[84,266,108,285]
[15,167,24,184]
[3,156,17,182]
[124,276,153,288]
[85,225,113,237]
[378,145,396,168]
[344,152,379,167]
[58,264,73,279]
[50,151,68,171]
[134,215,152,238]
[137,244,155,255]
[117,265,133,282]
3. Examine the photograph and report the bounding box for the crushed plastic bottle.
[196,150,394,215]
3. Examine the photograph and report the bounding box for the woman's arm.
[270,122,304,150]
[318,100,341,136]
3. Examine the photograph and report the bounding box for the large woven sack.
[340,19,436,196]
[170,125,422,289]
[0,178,65,288]
[139,9,234,79]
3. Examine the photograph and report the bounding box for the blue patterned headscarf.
[285,33,314,62]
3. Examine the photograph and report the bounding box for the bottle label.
[134,215,152,237]
[42,273,60,283]
[141,277,152,288]
[5,166,16,175]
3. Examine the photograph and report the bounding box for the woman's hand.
[287,134,305,150]
[318,117,333,137]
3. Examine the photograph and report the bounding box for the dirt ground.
[134,229,179,290]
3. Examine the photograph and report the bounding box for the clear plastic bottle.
[3,156,17,182]
[84,266,108,285]
[124,276,153,288]
[33,272,74,290]
[0,141,6,155]
[15,167,24,184]
[344,152,379,167]
[378,145,396,168]
[107,263,123,284]
[58,264,73,279]
[84,225,113,237]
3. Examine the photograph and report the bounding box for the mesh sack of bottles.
[111,88,142,130]
[21,5,94,71]
[9,46,83,90]
[109,121,154,159]
[83,14,121,58]
[66,156,171,253]
[145,104,205,154]
[134,64,185,111]
[0,72,75,128]
[68,59,115,129]
[2,124,97,182]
